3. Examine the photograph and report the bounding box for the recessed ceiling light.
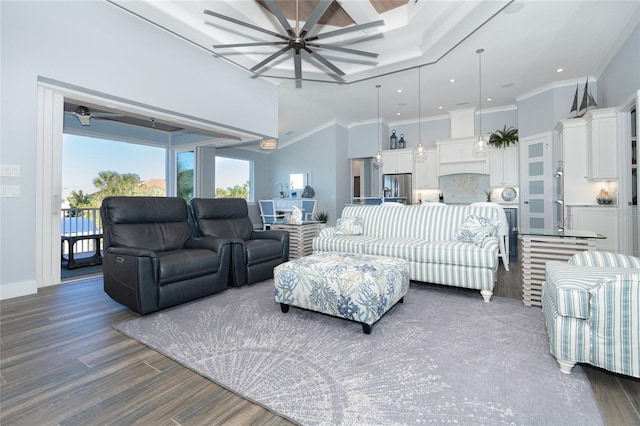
[487,98,492,102]
[397,89,402,93]
[438,106,443,110]
[396,112,401,116]
[556,68,564,73]
[449,79,455,83]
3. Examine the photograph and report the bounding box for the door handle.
[524,201,529,204]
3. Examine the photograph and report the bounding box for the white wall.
[599,24,640,108]
[0,1,278,298]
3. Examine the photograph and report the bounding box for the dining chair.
[259,199,285,230]
[301,199,317,221]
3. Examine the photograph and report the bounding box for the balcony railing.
[60,208,102,265]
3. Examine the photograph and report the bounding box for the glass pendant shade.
[414,142,426,160]
[373,84,383,166]
[373,150,384,166]
[474,135,488,153]
[473,48,488,155]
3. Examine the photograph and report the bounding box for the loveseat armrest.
[569,251,640,268]
[106,246,158,259]
[185,236,232,255]
[250,229,289,243]
[589,272,640,377]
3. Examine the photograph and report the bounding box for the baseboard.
[0,280,38,300]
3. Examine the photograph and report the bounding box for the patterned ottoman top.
[277,252,408,281]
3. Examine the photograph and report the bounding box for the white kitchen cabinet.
[489,145,519,186]
[381,150,413,174]
[585,108,618,180]
[567,206,619,252]
[414,149,438,189]
[436,138,489,175]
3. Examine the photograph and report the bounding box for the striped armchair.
[312,204,501,302]
[542,251,640,377]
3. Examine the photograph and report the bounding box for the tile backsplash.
[440,174,490,204]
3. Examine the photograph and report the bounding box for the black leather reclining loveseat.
[101,196,232,314]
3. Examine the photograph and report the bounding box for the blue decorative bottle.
[398,134,406,149]
[390,130,398,150]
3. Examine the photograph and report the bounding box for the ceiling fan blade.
[264,0,295,37]
[300,0,332,38]
[303,47,345,77]
[203,9,289,42]
[213,41,288,48]
[250,45,291,72]
[306,43,379,58]
[308,20,385,42]
[294,50,302,81]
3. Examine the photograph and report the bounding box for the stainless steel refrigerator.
[382,173,412,204]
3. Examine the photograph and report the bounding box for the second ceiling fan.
[204,0,384,86]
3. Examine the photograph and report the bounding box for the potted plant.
[314,211,328,226]
[488,126,518,149]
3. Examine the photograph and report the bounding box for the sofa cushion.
[545,262,640,319]
[414,239,499,268]
[335,216,364,235]
[453,214,498,247]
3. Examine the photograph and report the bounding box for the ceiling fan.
[65,105,124,126]
[203,0,384,86]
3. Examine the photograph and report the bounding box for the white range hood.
[436,109,489,176]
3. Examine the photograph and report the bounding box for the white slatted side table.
[518,228,604,307]
[271,222,320,259]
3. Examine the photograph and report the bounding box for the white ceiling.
[109,0,639,146]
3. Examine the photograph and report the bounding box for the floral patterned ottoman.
[273,252,410,334]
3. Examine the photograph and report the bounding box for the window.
[62,134,166,208]
[215,156,252,200]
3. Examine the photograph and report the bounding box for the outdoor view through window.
[62,135,253,212]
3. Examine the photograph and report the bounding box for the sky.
[62,134,249,201]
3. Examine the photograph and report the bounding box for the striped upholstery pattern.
[542,281,590,364]
[542,252,640,377]
[590,273,640,378]
[313,205,500,298]
[545,262,639,319]
[569,251,640,268]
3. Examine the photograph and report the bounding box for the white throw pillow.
[335,216,364,236]
[453,214,498,247]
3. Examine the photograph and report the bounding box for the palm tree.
[92,171,141,203]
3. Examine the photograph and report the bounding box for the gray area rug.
[113,282,603,425]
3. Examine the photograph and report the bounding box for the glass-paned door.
[520,132,552,229]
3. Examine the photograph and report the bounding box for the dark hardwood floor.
[1,263,639,425]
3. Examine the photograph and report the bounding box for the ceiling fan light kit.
[204,0,383,86]
[75,106,92,126]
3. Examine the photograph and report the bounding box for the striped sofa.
[312,204,501,302]
[542,252,640,377]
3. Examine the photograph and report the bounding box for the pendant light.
[414,66,426,160]
[373,84,384,166]
[474,48,488,154]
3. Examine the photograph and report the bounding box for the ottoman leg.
[280,303,289,313]
[362,323,372,334]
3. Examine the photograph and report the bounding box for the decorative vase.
[390,130,398,150]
